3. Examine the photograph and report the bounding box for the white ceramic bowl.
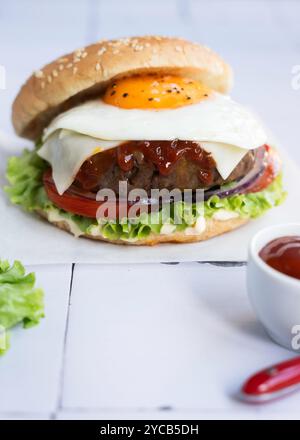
[247,223,300,351]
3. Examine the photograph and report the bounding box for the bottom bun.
[37,208,249,246]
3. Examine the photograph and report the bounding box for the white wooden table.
[0,0,300,420]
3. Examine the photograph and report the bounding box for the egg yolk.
[103,74,212,109]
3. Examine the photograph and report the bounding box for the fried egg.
[39,75,267,195]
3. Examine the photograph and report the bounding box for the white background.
[0,0,300,420]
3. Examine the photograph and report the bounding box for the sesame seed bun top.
[12,36,233,140]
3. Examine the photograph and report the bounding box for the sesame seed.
[97,47,107,56]
[73,57,81,63]
[134,45,143,51]
[47,75,52,83]
[112,49,119,54]
[145,42,151,48]
[34,70,44,78]
[58,57,68,63]
[122,93,128,98]
[66,63,73,69]
[75,48,85,57]
[81,51,88,58]
[52,69,58,77]
[95,63,101,71]
[175,45,183,52]
[59,64,64,71]
[120,38,130,45]
[41,81,45,89]
[73,66,78,75]
[153,97,160,102]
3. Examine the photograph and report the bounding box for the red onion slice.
[203,146,267,201]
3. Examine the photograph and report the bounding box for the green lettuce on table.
[0,259,45,355]
[5,148,286,241]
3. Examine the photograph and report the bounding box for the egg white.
[43,93,266,149]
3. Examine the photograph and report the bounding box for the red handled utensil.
[240,357,300,403]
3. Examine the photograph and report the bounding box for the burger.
[6,36,285,245]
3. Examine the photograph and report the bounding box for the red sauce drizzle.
[117,140,214,176]
[259,236,300,280]
[76,140,216,190]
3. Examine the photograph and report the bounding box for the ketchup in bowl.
[259,236,300,280]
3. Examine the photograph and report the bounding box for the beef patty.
[74,140,257,195]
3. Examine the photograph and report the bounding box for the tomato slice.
[44,169,102,217]
[245,146,281,194]
[43,170,151,219]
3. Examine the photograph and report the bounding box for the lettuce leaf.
[5,148,287,242]
[0,260,45,355]
[204,175,286,219]
[5,148,49,211]
[5,149,95,232]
